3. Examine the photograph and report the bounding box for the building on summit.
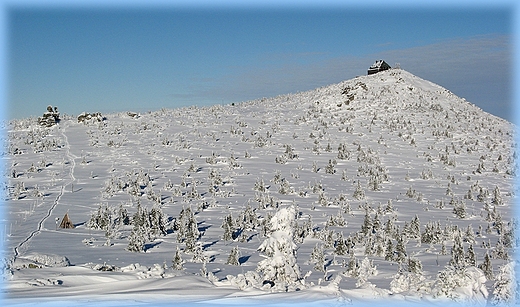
[368,60,391,75]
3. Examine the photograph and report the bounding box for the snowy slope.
[2,69,516,306]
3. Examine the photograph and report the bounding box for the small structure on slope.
[59,212,75,229]
[367,60,391,75]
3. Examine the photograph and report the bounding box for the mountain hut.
[367,60,391,75]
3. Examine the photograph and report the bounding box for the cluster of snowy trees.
[86,201,169,251]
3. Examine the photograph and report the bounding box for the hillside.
[2,69,517,306]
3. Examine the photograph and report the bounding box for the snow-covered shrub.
[390,272,431,296]
[21,253,70,268]
[433,266,488,304]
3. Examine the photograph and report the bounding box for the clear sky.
[4,1,514,121]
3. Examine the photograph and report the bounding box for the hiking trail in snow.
[11,122,77,263]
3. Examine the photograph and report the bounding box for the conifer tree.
[356,257,378,287]
[450,231,465,269]
[395,236,407,263]
[127,225,146,252]
[491,262,516,306]
[353,181,365,200]
[465,244,476,267]
[310,243,325,272]
[385,238,394,261]
[256,205,301,290]
[226,246,240,266]
[221,212,235,241]
[345,252,358,277]
[361,211,372,235]
[407,257,423,274]
[478,251,493,280]
[492,186,503,206]
[172,246,184,270]
[334,232,348,256]
[184,215,200,253]
[192,243,208,263]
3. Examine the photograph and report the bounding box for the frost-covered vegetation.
[3,69,517,305]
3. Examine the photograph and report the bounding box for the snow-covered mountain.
[3,69,516,306]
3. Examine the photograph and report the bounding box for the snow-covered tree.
[450,231,465,269]
[334,232,348,256]
[465,244,476,267]
[226,246,240,266]
[172,246,184,270]
[310,243,325,272]
[256,205,302,291]
[352,181,365,200]
[356,257,378,287]
[407,257,423,275]
[492,186,503,206]
[434,266,488,303]
[221,212,236,241]
[126,225,146,252]
[491,262,517,306]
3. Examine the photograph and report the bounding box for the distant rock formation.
[77,112,105,124]
[37,105,60,127]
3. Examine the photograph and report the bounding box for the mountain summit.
[5,68,516,304]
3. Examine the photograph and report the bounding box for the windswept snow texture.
[2,69,517,306]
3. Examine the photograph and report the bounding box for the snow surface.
[1,69,517,306]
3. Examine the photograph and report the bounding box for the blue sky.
[4,2,515,121]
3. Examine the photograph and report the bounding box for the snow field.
[2,69,516,305]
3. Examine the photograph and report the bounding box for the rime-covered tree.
[256,205,301,290]
[479,251,494,280]
[192,243,208,263]
[356,257,378,287]
[334,232,348,256]
[117,204,130,226]
[450,231,465,269]
[310,243,325,272]
[172,246,184,270]
[385,238,394,261]
[226,246,240,266]
[465,244,477,267]
[184,214,200,253]
[353,181,365,200]
[492,186,503,206]
[491,262,517,306]
[407,257,423,275]
[361,211,372,235]
[149,204,167,238]
[409,215,421,241]
[221,212,236,241]
[127,225,146,252]
[395,236,407,263]
[345,252,358,278]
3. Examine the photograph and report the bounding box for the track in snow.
[11,123,77,263]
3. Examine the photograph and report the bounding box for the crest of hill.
[235,68,511,132]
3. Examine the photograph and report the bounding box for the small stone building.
[367,60,391,75]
